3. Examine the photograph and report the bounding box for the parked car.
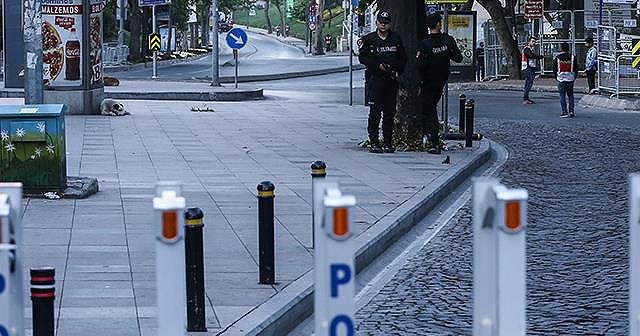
[219,21,233,32]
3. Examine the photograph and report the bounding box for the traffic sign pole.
[631,174,640,335]
[234,49,238,88]
[212,0,220,86]
[152,4,157,79]
[348,1,354,106]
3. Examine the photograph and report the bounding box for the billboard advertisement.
[42,0,84,87]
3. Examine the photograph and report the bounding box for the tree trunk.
[477,0,521,78]
[265,0,273,33]
[201,13,209,46]
[128,0,143,62]
[275,3,285,28]
[376,0,426,149]
[313,0,325,55]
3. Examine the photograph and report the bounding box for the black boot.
[383,141,395,153]
[369,140,383,153]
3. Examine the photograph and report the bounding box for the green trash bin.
[0,104,67,192]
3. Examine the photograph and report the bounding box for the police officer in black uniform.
[358,11,407,153]
[417,13,463,154]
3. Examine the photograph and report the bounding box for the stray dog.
[100,99,130,116]
[103,76,120,86]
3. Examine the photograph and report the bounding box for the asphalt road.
[266,72,640,335]
[106,31,304,81]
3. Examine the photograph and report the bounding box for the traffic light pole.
[152,4,157,79]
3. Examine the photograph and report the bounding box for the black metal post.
[257,181,275,284]
[465,99,475,148]
[31,267,55,336]
[310,161,326,249]
[184,207,207,332]
[459,94,466,134]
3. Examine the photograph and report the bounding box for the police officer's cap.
[377,11,392,24]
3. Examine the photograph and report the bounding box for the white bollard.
[314,186,356,336]
[153,182,186,336]
[473,178,499,336]
[630,174,640,336]
[0,183,23,336]
[473,178,527,336]
[494,185,527,336]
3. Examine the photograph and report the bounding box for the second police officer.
[358,11,407,153]
[417,13,463,154]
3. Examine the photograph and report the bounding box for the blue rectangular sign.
[139,0,170,6]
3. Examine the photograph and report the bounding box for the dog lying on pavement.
[100,99,130,116]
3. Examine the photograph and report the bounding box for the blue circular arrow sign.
[226,28,248,50]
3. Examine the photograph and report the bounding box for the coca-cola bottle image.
[65,28,81,81]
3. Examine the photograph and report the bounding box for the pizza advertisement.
[89,0,104,87]
[42,0,84,87]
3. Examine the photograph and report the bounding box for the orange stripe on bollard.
[333,208,348,237]
[505,201,520,231]
[162,211,178,240]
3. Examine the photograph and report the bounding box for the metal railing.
[103,44,130,66]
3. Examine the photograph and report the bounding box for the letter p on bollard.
[314,186,356,336]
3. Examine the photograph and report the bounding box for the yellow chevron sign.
[149,33,161,52]
[633,39,640,68]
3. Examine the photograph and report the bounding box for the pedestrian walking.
[553,42,579,118]
[585,37,598,94]
[416,13,463,155]
[358,10,407,154]
[521,37,544,104]
[476,41,485,81]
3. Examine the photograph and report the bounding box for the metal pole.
[443,4,449,135]
[211,0,220,86]
[23,0,44,104]
[257,181,275,285]
[118,0,125,47]
[311,161,327,249]
[234,49,238,88]
[184,208,207,332]
[631,174,640,336]
[31,267,55,336]
[349,2,354,106]
[459,94,466,134]
[465,99,474,148]
[152,5,157,79]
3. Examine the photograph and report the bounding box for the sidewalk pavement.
[6,97,491,335]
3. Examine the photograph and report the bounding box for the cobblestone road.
[356,94,640,335]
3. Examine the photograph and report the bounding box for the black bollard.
[310,161,326,249]
[31,267,55,336]
[459,94,467,134]
[184,207,207,332]
[465,99,475,148]
[257,181,275,284]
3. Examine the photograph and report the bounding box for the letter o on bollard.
[0,325,9,336]
[329,314,355,336]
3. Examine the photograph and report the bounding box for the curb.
[107,88,264,101]
[205,65,365,84]
[0,88,264,102]
[220,140,493,336]
[452,82,589,94]
[105,52,211,72]
[578,93,640,111]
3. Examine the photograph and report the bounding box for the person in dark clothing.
[416,13,463,154]
[476,41,485,81]
[553,42,579,118]
[522,36,544,104]
[358,10,408,153]
[584,37,598,93]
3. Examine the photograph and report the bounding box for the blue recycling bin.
[0,104,67,192]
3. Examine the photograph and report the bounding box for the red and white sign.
[524,0,543,19]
